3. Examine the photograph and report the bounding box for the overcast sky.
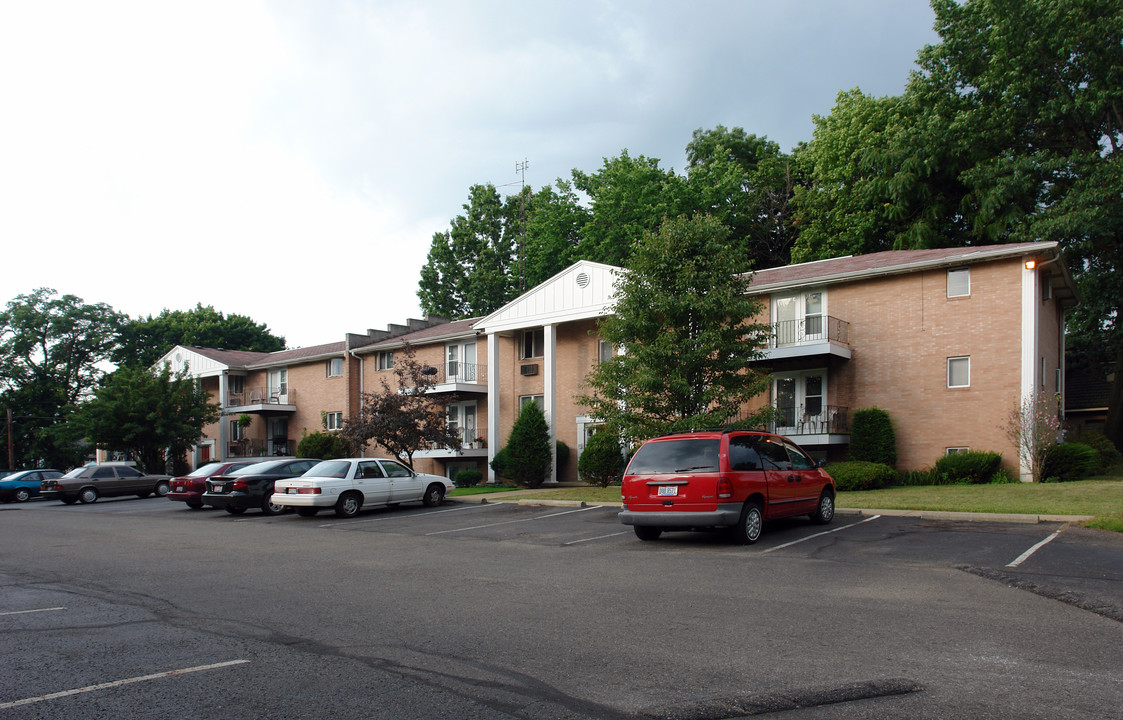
[0,1,938,349]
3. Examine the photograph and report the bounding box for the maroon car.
[167,460,264,509]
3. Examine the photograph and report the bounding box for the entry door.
[268,418,289,455]
[447,342,477,382]
[774,372,826,434]
[773,291,825,346]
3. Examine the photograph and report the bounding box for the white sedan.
[272,458,454,518]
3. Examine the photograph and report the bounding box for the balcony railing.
[227,387,297,407]
[415,427,487,456]
[769,316,849,348]
[772,404,849,436]
[420,362,487,386]
[227,439,292,457]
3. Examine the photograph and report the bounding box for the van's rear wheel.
[634,525,662,541]
[731,501,763,545]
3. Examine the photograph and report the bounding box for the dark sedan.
[167,459,265,509]
[1,469,63,502]
[201,458,319,515]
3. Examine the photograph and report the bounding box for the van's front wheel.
[810,491,835,525]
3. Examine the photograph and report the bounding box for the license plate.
[213,484,224,493]
[657,486,678,497]
[287,488,297,494]
[175,486,184,492]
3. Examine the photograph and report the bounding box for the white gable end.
[474,261,621,333]
[154,346,231,378]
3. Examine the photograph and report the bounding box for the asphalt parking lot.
[2,495,1121,719]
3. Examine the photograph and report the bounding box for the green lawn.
[460,477,1123,531]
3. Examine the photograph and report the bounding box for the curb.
[449,496,1093,524]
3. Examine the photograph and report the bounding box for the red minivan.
[619,430,836,544]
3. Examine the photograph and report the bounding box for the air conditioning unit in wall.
[520,364,538,376]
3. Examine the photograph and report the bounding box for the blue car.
[0,469,63,503]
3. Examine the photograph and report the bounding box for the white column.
[487,331,500,484]
[218,371,229,461]
[544,324,557,483]
[1019,262,1039,481]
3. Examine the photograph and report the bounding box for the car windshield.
[60,467,87,479]
[186,462,226,477]
[306,460,352,478]
[627,438,721,475]
[228,461,288,476]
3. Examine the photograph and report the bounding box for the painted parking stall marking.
[564,531,631,545]
[0,606,66,616]
[425,504,605,536]
[0,659,250,710]
[316,502,504,529]
[1006,529,1063,568]
[759,515,881,554]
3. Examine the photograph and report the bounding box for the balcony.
[413,427,488,459]
[772,404,850,445]
[227,438,292,458]
[760,316,851,361]
[418,362,488,394]
[226,387,297,412]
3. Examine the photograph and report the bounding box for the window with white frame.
[945,447,969,455]
[521,329,545,359]
[229,376,244,395]
[598,340,614,363]
[947,268,970,298]
[377,351,394,370]
[520,395,543,410]
[325,411,343,430]
[327,358,343,377]
[230,419,245,441]
[947,356,970,388]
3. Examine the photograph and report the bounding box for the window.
[598,340,614,363]
[230,419,245,441]
[229,376,244,395]
[521,328,545,359]
[946,447,969,455]
[327,358,343,377]
[947,268,970,298]
[377,351,394,370]
[520,395,543,410]
[269,368,287,395]
[325,412,343,431]
[947,356,970,388]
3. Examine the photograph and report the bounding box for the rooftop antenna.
[515,159,529,291]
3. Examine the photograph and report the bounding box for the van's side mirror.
[818,459,827,468]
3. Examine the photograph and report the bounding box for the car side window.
[380,461,413,478]
[785,442,816,470]
[291,461,316,473]
[756,439,792,470]
[116,467,143,478]
[92,467,115,479]
[359,462,384,478]
[729,436,763,471]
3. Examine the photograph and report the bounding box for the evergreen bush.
[824,461,895,491]
[296,431,352,460]
[933,450,1004,484]
[453,468,483,488]
[502,402,553,487]
[1067,430,1122,474]
[1041,442,1098,482]
[849,408,897,467]
[577,432,625,487]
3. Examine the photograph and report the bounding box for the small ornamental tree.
[578,431,624,487]
[341,343,462,468]
[1004,392,1063,482]
[849,408,897,467]
[502,401,553,488]
[296,431,353,460]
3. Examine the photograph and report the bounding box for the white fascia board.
[350,330,480,355]
[473,260,622,334]
[158,346,231,379]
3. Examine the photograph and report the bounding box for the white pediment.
[474,261,621,333]
[154,346,231,378]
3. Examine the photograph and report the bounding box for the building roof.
[351,317,481,353]
[747,241,1073,299]
[183,342,345,370]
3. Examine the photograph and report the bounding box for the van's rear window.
[626,439,720,474]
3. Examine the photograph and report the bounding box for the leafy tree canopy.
[579,213,773,441]
[115,303,285,368]
[69,363,221,474]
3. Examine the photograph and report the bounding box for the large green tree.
[0,288,124,468]
[114,304,285,368]
[70,363,220,474]
[579,214,773,441]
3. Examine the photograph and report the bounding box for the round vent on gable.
[575,272,590,288]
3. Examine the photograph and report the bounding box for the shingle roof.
[184,342,345,370]
[748,241,1055,290]
[355,318,481,352]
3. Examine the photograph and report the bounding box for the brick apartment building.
[160,240,1077,483]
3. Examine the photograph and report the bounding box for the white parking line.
[0,659,250,710]
[425,505,604,536]
[317,502,502,528]
[1006,529,1062,568]
[0,607,66,616]
[564,531,630,545]
[759,515,881,554]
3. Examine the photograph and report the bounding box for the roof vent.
[575,272,590,288]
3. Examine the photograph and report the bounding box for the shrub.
[1067,429,1122,474]
[849,408,897,467]
[296,431,353,460]
[933,451,1004,484]
[1041,442,1098,483]
[897,468,938,486]
[556,441,571,473]
[824,461,895,491]
[453,468,483,488]
[490,447,510,480]
[502,402,553,488]
[577,432,625,487]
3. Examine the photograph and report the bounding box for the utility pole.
[6,408,13,470]
[515,159,529,292]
